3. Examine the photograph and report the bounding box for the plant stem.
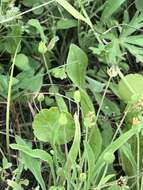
[95,76,112,124]
[0,0,54,24]
[77,0,103,44]
[6,41,21,156]
[112,105,131,141]
[42,53,53,85]
[136,133,140,190]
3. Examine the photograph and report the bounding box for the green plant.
[1,0,143,190]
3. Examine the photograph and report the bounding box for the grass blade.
[55,0,89,25]
[64,113,81,177]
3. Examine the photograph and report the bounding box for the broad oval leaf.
[15,54,31,71]
[56,19,78,30]
[66,44,102,159]
[66,43,88,89]
[16,71,43,92]
[32,107,75,145]
[118,74,143,103]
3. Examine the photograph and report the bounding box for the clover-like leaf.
[32,107,75,145]
[52,67,67,80]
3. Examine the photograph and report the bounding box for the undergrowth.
[1,0,143,190]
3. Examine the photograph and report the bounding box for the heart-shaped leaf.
[32,107,75,145]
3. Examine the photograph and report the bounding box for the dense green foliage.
[1,0,143,190]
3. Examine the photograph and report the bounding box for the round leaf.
[15,54,31,71]
[32,3,44,15]
[118,74,143,103]
[32,107,75,145]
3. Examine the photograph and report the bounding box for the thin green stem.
[136,133,140,190]
[6,41,21,156]
[95,76,112,124]
[0,0,54,24]
[112,105,132,141]
[42,53,53,85]
[0,147,4,157]
[77,0,103,44]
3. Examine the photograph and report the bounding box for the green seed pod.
[84,111,96,128]
[38,41,47,54]
[50,150,54,155]
[37,93,44,102]
[79,172,86,181]
[74,90,81,103]
[103,151,115,164]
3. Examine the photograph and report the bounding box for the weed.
[1,0,143,190]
